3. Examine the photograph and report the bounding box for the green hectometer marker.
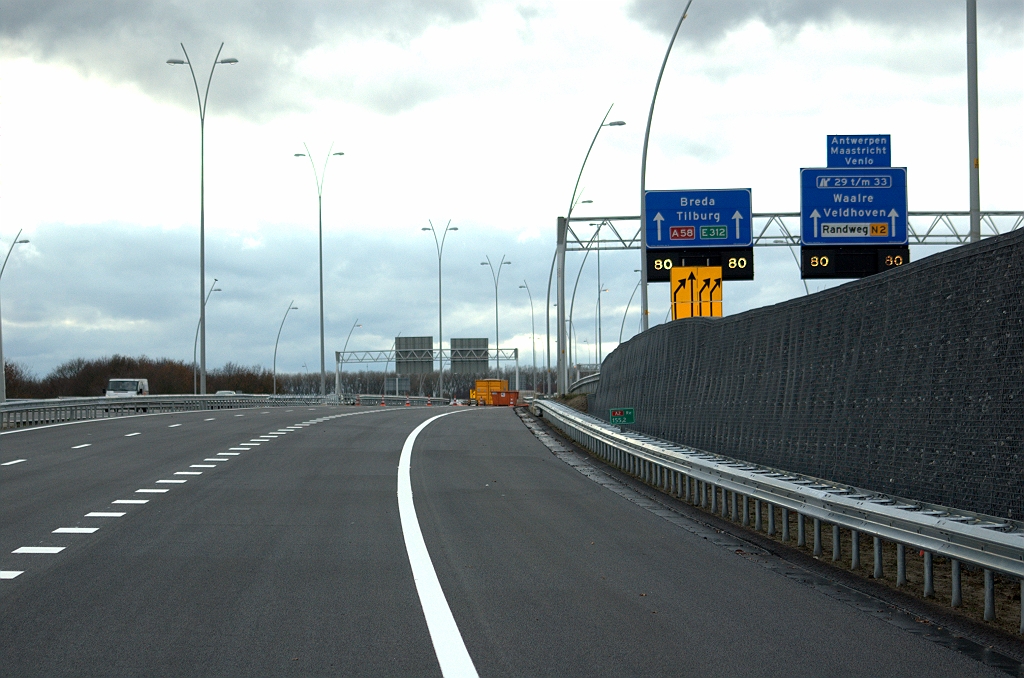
[609,408,635,425]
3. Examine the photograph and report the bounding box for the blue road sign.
[827,134,891,168]
[800,168,908,245]
[645,189,752,249]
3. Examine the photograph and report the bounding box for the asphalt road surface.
[0,405,1006,676]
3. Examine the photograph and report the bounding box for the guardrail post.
[813,518,821,556]
[742,496,749,526]
[720,487,727,518]
[781,508,790,542]
[873,537,883,579]
[897,545,907,587]
[684,475,691,502]
[730,491,737,521]
[710,484,717,513]
[797,513,805,547]
[851,530,860,570]
[924,552,934,598]
[767,504,775,535]
[984,569,995,621]
[951,559,961,606]
[833,525,841,561]
[1020,580,1023,634]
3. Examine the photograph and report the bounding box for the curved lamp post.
[547,107,624,394]
[167,43,238,396]
[422,220,457,399]
[336,318,362,395]
[273,301,298,395]
[639,1,693,330]
[0,229,30,404]
[519,282,536,390]
[481,256,511,375]
[294,144,345,398]
[620,270,642,343]
[193,278,221,394]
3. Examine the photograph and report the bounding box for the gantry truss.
[566,211,1024,251]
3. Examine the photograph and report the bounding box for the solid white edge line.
[398,410,479,678]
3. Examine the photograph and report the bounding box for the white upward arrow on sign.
[653,212,665,240]
[888,208,898,233]
[732,210,743,240]
[810,209,821,239]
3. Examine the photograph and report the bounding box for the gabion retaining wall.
[594,229,1024,519]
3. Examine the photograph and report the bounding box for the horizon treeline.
[3,355,548,399]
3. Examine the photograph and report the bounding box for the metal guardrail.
[535,400,1024,630]
[0,394,330,431]
[567,373,601,394]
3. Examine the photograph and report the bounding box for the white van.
[105,378,150,397]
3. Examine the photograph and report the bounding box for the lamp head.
[502,261,511,265]
[218,58,238,65]
[480,262,487,266]
[16,239,29,244]
[422,227,430,231]
[607,120,626,126]
[294,153,306,157]
[212,288,222,292]
[581,199,593,204]
[166,59,186,65]
[332,152,344,156]
[449,227,458,231]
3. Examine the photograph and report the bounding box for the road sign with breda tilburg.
[800,168,908,246]
[645,189,752,249]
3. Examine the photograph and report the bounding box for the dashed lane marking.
[71,444,91,449]
[135,489,168,494]
[168,424,182,428]
[53,527,99,534]
[113,500,149,504]
[13,547,65,554]
[156,479,187,484]
[2,459,26,466]
[204,418,215,421]
[175,472,202,475]
[234,414,244,417]
[190,464,216,468]
[229,447,249,451]
[125,432,141,437]
[1,571,24,579]
[217,452,240,456]
[204,458,227,462]
[86,512,125,517]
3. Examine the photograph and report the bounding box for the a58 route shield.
[645,189,753,249]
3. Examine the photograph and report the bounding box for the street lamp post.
[519,282,536,390]
[422,220,458,399]
[639,1,693,331]
[481,256,511,376]
[273,301,299,395]
[294,144,345,398]
[336,319,362,395]
[548,106,624,394]
[193,279,221,394]
[167,43,238,396]
[0,229,30,404]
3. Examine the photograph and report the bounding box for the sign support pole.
[967,0,981,243]
[556,217,568,394]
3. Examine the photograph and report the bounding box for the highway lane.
[0,404,1006,676]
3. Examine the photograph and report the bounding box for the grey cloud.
[627,0,1023,44]
[0,0,479,119]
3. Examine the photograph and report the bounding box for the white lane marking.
[398,410,479,678]
[53,527,98,534]
[234,414,244,417]
[113,499,149,504]
[125,432,141,437]
[217,452,240,456]
[175,471,202,475]
[168,424,182,428]
[136,489,168,493]
[229,447,249,451]
[2,459,26,466]
[72,444,92,449]
[13,547,65,554]
[156,479,186,483]
[1,571,24,579]
[86,512,125,517]
[190,464,216,468]
[204,458,227,462]
[204,418,215,421]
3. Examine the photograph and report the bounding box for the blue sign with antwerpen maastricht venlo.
[645,189,752,249]
[827,134,891,168]
[800,167,908,246]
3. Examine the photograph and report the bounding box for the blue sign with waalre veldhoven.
[827,134,890,168]
[800,167,908,246]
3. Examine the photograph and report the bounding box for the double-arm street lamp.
[193,278,221,394]
[422,220,457,399]
[336,318,362,395]
[519,281,536,391]
[0,229,30,404]
[294,144,345,398]
[273,301,299,395]
[167,43,237,395]
[481,256,511,375]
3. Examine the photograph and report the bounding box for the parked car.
[214,390,237,396]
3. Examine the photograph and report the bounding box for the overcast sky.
[1,0,1021,378]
